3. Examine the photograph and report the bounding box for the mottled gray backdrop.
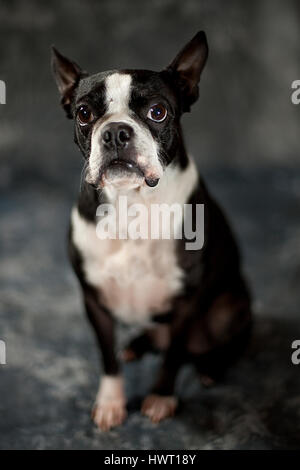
[0,0,300,450]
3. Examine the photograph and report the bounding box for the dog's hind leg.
[188,292,252,385]
[193,323,252,387]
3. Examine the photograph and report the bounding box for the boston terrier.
[51,32,252,431]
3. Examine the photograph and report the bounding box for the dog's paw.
[92,399,127,431]
[93,375,127,431]
[141,394,178,423]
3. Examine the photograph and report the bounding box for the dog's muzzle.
[100,121,159,188]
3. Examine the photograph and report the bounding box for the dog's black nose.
[101,122,133,149]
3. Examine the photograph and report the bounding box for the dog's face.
[52,32,208,191]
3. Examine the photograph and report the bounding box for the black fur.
[52,32,252,425]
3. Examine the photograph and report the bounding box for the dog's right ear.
[51,46,87,118]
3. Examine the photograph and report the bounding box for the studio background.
[0,0,300,449]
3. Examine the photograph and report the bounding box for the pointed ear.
[167,31,208,112]
[51,46,87,118]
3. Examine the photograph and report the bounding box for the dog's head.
[52,32,208,191]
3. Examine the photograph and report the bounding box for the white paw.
[92,399,127,431]
[141,394,178,423]
[93,375,127,431]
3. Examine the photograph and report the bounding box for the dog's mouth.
[102,158,160,188]
[108,158,144,177]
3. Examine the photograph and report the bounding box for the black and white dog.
[52,32,252,431]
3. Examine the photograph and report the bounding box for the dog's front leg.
[141,302,194,423]
[141,339,184,423]
[142,296,200,423]
[84,289,127,431]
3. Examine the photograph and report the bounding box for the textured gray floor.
[1,0,300,450]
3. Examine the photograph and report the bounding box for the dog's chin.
[102,165,144,190]
[99,160,160,190]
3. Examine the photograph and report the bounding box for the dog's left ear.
[167,31,208,112]
[51,46,87,118]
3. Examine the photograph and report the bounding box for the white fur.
[72,158,198,325]
[93,375,126,430]
[106,73,132,114]
[88,72,163,186]
[96,375,125,403]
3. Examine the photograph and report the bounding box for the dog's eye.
[147,104,167,122]
[77,105,94,125]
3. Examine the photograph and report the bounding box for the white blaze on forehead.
[87,71,163,187]
[87,73,133,184]
[105,73,132,114]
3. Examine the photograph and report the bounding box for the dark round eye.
[77,105,94,125]
[147,104,167,122]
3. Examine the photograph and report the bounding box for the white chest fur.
[72,207,183,324]
[71,159,198,325]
